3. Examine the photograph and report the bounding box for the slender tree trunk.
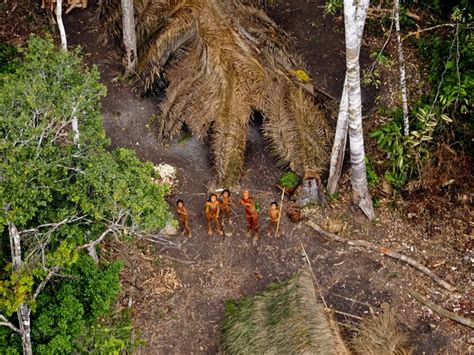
[8,222,22,269]
[327,82,349,194]
[344,0,374,219]
[327,0,369,194]
[121,0,137,75]
[56,0,68,51]
[72,117,80,145]
[394,0,409,135]
[8,222,33,355]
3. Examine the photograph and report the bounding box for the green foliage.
[0,43,19,74]
[0,326,21,355]
[417,16,473,152]
[372,195,381,208]
[324,0,343,15]
[0,36,171,352]
[0,266,34,316]
[278,171,299,189]
[364,156,379,187]
[371,6,473,189]
[32,256,122,354]
[405,0,474,18]
[370,111,410,188]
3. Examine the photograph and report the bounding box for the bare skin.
[205,195,223,237]
[267,204,280,239]
[220,191,233,226]
[177,202,192,238]
[240,190,259,242]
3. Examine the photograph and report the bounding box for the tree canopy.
[0,36,171,353]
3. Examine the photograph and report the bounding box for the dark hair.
[271,201,278,207]
[208,193,218,201]
[177,199,184,206]
[222,189,230,196]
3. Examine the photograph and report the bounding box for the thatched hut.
[221,268,411,354]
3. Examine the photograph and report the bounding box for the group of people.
[175,190,281,241]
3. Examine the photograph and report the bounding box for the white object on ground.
[152,163,177,186]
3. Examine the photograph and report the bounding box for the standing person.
[267,201,280,239]
[205,193,223,237]
[240,190,259,241]
[176,199,192,238]
[220,189,233,226]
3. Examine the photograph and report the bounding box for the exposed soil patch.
[3,0,471,353]
[267,0,376,107]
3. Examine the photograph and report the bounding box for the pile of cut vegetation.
[221,268,411,354]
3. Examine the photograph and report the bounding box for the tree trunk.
[344,0,374,219]
[8,222,33,355]
[327,0,369,194]
[17,305,32,355]
[56,0,68,51]
[327,81,349,194]
[72,117,80,145]
[121,0,137,75]
[394,0,409,136]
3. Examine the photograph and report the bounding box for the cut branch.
[409,291,474,329]
[403,24,459,40]
[307,221,456,292]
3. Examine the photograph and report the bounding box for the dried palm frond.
[98,0,333,185]
[351,304,412,355]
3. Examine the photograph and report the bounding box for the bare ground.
[5,0,472,353]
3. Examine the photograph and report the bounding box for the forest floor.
[3,0,473,353]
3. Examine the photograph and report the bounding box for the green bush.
[32,256,122,354]
[0,36,171,353]
[278,172,299,190]
[0,43,18,74]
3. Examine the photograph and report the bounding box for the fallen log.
[409,291,474,329]
[307,221,456,293]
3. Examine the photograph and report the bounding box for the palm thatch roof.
[98,0,333,185]
[221,268,350,354]
[221,268,412,354]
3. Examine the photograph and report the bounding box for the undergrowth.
[369,4,473,190]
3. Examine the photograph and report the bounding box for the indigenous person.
[267,201,280,238]
[220,189,233,225]
[176,199,192,238]
[205,193,223,236]
[239,190,259,241]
